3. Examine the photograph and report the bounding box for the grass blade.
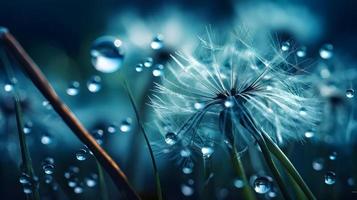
[122,80,163,200]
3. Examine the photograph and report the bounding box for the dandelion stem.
[262,132,316,200]
[220,109,256,200]
[0,27,140,200]
[122,80,163,200]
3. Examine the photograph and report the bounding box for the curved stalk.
[0,27,140,200]
[262,132,316,200]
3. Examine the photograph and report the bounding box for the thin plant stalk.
[240,111,290,199]
[14,96,41,200]
[262,132,316,200]
[221,109,256,200]
[122,80,163,200]
[0,27,140,200]
[96,160,109,200]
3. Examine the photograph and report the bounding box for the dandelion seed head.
[150,30,319,157]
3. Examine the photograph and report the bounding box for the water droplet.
[165,132,178,145]
[143,57,153,68]
[329,152,337,160]
[68,179,77,187]
[181,184,194,196]
[150,34,164,50]
[194,102,204,110]
[299,107,307,116]
[19,173,31,184]
[254,176,271,194]
[268,191,277,198]
[85,177,97,187]
[120,118,132,133]
[74,186,83,194]
[42,164,55,175]
[76,149,88,161]
[224,99,234,108]
[105,124,115,134]
[152,64,164,77]
[304,131,314,138]
[4,83,13,92]
[346,89,354,98]
[182,161,194,174]
[233,178,244,188]
[23,122,33,134]
[180,149,191,157]
[135,63,143,72]
[312,158,324,171]
[281,41,290,51]
[92,129,104,145]
[66,81,80,96]
[91,36,125,73]
[201,146,214,158]
[23,186,33,194]
[87,76,101,93]
[44,174,53,184]
[296,46,307,58]
[319,44,333,59]
[324,171,336,185]
[41,133,52,145]
[42,100,52,110]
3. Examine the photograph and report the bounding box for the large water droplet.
[66,81,80,96]
[19,173,31,184]
[324,171,336,185]
[151,34,164,50]
[346,89,354,98]
[4,83,13,92]
[165,132,178,145]
[319,44,333,59]
[281,41,290,51]
[201,146,214,158]
[76,149,88,161]
[181,184,194,196]
[254,176,271,194]
[91,36,125,73]
[120,118,132,133]
[87,76,101,93]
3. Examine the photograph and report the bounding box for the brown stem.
[0,27,140,200]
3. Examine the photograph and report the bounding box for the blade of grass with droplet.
[122,80,163,200]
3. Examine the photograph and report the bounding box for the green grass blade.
[262,133,316,200]
[122,80,163,200]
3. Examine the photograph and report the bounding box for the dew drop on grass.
[91,36,125,73]
[346,89,354,98]
[254,176,271,194]
[120,118,132,133]
[152,64,164,77]
[324,171,336,185]
[181,184,194,196]
[281,41,290,51]
[201,146,214,158]
[135,63,143,72]
[165,132,178,145]
[87,75,101,93]
[66,81,80,96]
[296,46,307,58]
[143,57,153,68]
[319,44,333,59]
[19,173,31,184]
[76,149,88,161]
[150,34,164,50]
